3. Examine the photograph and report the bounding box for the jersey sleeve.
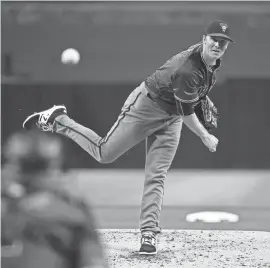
[175,100,197,116]
[172,69,202,115]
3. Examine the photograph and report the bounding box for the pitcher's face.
[203,35,230,59]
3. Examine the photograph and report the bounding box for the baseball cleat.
[139,232,157,255]
[22,105,67,132]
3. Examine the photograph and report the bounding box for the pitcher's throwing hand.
[201,133,219,152]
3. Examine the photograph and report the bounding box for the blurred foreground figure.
[1,130,108,268]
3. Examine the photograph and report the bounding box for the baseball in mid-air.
[61,48,80,65]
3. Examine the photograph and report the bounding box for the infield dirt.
[100,229,270,268]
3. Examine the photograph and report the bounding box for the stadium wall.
[2,79,270,169]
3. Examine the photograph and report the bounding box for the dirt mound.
[99,229,270,268]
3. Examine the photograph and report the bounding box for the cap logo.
[220,23,228,32]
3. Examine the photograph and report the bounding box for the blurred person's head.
[2,129,64,193]
[202,20,233,63]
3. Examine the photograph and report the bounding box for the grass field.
[2,169,270,268]
[64,169,270,232]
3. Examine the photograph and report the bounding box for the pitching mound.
[100,229,270,268]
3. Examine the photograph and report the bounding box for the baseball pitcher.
[22,20,233,255]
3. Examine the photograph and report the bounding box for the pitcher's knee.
[99,156,114,164]
[98,151,117,164]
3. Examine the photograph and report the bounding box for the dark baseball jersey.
[1,172,107,268]
[145,42,221,116]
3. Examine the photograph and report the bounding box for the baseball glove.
[194,96,219,132]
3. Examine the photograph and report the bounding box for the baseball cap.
[205,20,234,42]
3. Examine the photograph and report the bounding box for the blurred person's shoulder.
[20,177,91,226]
